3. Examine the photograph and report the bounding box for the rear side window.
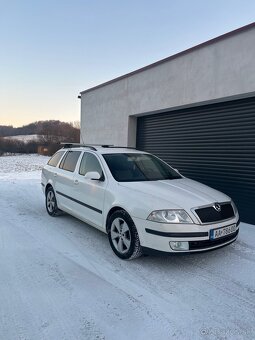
[47,151,65,167]
[60,151,81,172]
[79,153,103,177]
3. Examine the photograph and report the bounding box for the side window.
[47,151,65,167]
[79,153,103,177]
[79,153,87,176]
[60,151,81,172]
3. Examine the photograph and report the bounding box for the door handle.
[54,173,57,177]
[74,179,79,185]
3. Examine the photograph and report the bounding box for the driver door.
[72,152,107,230]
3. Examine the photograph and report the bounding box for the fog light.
[170,241,189,251]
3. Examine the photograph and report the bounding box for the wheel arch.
[45,182,53,194]
[106,206,128,232]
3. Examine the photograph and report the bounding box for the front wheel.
[46,187,61,216]
[108,210,142,260]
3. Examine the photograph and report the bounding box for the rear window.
[47,151,65,167]
[60,151,81,172]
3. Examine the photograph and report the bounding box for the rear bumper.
[133,216,240,254]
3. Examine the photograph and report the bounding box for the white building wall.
[80,25,255,147]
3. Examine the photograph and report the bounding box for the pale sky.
[0,0,255,127]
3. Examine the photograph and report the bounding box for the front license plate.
[210,224,237,240]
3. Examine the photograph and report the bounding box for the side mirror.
[84,171,101,180]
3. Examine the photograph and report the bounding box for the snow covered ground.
[0,154,255,340]
[0,154,48,178]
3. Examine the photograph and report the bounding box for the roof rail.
[60,143,137,151]
[60,143,97,151]
[102,146,137,149]
[90,144,114,147]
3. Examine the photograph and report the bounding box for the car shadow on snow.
[52,211,240,272]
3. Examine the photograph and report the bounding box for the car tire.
[107,210,142,260]
[45,187,61,216]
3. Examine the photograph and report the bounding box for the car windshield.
[103,153,182,182]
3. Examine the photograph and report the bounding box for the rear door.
[72,152,107,230]
[42,150,66,189]
[55,150,82,213]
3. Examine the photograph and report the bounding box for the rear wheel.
[46,187,61,216]
[108,210,142,260]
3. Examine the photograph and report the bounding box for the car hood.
[119,178,230,211]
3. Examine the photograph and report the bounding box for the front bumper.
[133,216,240,254]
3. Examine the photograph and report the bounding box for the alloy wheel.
[47,190,55,213]
[110,217,131,254]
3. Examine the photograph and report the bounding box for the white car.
[41,144,239,260]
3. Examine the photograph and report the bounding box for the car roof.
[60,146,149,155]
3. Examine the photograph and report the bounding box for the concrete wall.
[80,25,255,147]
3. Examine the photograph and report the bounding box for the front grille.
[189,230,238,250]
[195,203,234,223]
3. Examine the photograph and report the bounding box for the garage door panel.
[137,97,255,225]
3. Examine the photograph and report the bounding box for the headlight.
[147,209,193,224]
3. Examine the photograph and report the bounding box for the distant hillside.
[0,120,80,155]
[0,120,80,139]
